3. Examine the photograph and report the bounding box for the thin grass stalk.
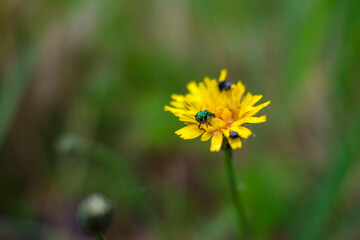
[224,148,249,239]
[95,233,107,240]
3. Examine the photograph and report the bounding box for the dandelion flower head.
[165,69,270,152]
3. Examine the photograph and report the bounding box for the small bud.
[77,194,114,234]
[56,134,88,156]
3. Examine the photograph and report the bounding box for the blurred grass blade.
[284,0,339,99]
[299,109,360,240]
[0,216,81,239]
[0,47,37,147]
[328,207,360,239]
[196,206,235,240]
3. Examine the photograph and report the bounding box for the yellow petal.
[175,124,204,140]
[221,108,233,122]
[232,115,267,126]
[201,132,213,141]
[175,113,198,123]
[211,118,226,128]
[170,101,185,108]
[248,95,263,106]
[183,97,201,112]
[240,92,253,106]
[204,77,220,98]
[164,106,185,115]
[219,69,227,81]
[222,128,230,138]
[205,118,226,132]
[232,81,245,99]
[244,115,267,124]
[229,126,252,139]
[228,137,242,150]
[187,81,199,95]
[244,100,271,117]
[210,132,223,152]
[228,83,244,110]
[171,94,185,102]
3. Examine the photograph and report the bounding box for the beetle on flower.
[195,109,215,129]
[164,69,270,152]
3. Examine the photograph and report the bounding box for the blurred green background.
[1,0,360,239]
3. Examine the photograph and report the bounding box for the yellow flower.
[164,69,270,152]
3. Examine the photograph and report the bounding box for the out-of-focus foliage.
[0,0,360,239]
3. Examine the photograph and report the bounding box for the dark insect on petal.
[218,80,226,90]
[229,131,239,138]
[218,81,235,91]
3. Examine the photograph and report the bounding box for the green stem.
[224,148,249,239]
[95,233,107,240]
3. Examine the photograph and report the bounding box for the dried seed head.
[77,194,113,234]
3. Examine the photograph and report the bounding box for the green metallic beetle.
[195,110,215,129]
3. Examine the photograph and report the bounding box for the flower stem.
[95,233,107,240]
[224,148,249,239]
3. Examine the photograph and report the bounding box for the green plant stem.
[95,233,107,240]
[224,148,248,239]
